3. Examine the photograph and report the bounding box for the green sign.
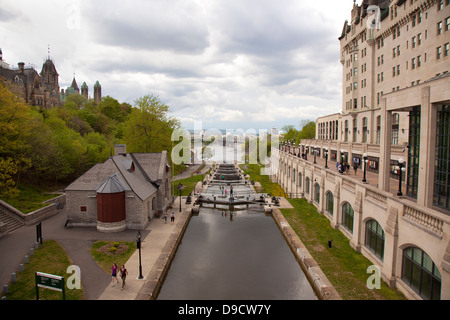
[35,272,65,300]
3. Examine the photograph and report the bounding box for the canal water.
[157,179,317,299]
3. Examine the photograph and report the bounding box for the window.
[353,118,357,142]
[418,33,422,45]
[345,120,349,142]
[446,17,450,31]
[407,106,421,199]
[314,183,320,204]
[376,116,381,144]
[325,191,334,216]
[365,220,385,261]
[392,113,399,145]
[342,203,354,233]
[412,36,416,48]
[417,55,422,67]
[412,57,416,69]
[80,206,87,212]
[401,247,441,300]
[437,46,442,59]
[437,21,443,35]
[433,105,450,210]
[445,43,449,56]
[298,172,302,188]
[305,177,310,195]
[362,117,368,142]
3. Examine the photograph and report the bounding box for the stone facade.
[65,145,172,232]
[276,0,450,300]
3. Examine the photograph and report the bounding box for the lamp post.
[298,143,301,157]
[313,147,317,164]
[136,230,143,279]
[178,183,183,212]
[397,158,405,196]
[362,153,368,183]
[340,149,345,163]
[324,148,328,168]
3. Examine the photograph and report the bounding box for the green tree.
[123,95,180,153]
[0,84,35,197]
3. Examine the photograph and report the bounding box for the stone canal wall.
[136,203,193,300]
[271,207,341,300]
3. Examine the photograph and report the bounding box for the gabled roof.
[65,152,169,201]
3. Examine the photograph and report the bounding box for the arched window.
[298,172,302,187]
[325,191,334,216]
[365,220,385,260]
[401,247,441,300]
[305,177,310,195]
[314,183,320,204]
[342,202,354,233]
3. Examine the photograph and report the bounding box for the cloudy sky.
[0,0,355,131]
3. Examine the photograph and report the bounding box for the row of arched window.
[290,168,442,300]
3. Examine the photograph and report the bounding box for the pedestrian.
[224,188,227,197]
[111,263,118,287]
[338,163,343,174]
[353,164,358,175]
[163,211,168,224]
[346,163,350,174]
[171,210,175,224]
[120,265,128,290]
[230,186,233,196]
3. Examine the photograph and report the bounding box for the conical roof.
[71,77,79,90]
[96,173,129,194]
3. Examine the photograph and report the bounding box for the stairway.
[0,207,24,234]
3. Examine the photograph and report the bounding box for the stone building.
[64,145,172,232]
[60,76,102,104]
[274,0,450,300]
[0,50,60,108]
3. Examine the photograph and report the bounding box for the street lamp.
[178,183,183,212]
[313,147,317,164]
[397,158,406,196]
[340,149,345,163]
[324,148,328,168]
[362,153,368,183]
[136,230,143,279]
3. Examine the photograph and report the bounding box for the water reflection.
[157,207,317,300]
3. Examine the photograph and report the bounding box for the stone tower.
[71,76,80,94]
[94,80,101,103]
[81,82,88,99]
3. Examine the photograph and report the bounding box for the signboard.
[35,272,65,300]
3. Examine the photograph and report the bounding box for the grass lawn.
[90,241,136,274]
[171,174,204,197]
[3,182,62,214]
[240,164,285,197]
[281,198,406,300]
[5,240,85,300]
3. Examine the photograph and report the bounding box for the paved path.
[0,197,192,300]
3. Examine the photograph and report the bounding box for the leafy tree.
[123,95,180,154]
[0,83,35,197]
[99,96,129,122]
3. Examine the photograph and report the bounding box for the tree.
[0,84,35,197]
[123,95,180,154]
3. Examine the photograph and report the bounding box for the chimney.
[18,62,24,74]
[114,144,126,156]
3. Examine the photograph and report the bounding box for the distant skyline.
[0,0,357,130]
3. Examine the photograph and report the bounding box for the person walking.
[353,163,358,175]
[120,265,128,290]
[163,211,168,224]
[111,263,118,287]
[171,210,175,225]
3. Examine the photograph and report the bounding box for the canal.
[157,165,317,300]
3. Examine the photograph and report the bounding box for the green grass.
[3,182,62,214]
[172,174,204,196]
[281,198,406,300]
[90,241,136,274]
[5,240,85,300]
[240,164,285,197]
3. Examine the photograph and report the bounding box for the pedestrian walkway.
[285,152,408,198]
[97,198,192,300]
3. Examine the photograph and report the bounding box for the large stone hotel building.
[272,0,449,299]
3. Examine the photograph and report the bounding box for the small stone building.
[65,145,172,232]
